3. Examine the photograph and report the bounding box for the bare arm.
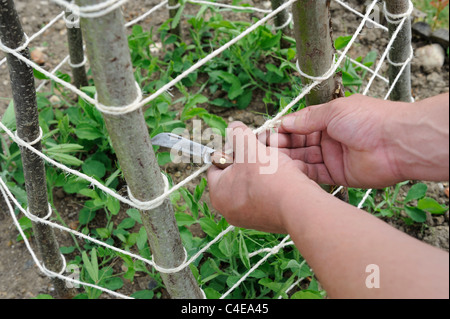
[280,180,449,298]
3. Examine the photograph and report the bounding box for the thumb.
[281,103,334,135]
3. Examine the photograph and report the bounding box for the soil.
[0,0,448,299]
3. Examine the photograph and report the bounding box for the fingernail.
[281,116,296,130]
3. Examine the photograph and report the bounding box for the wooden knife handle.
[210,151,234,169]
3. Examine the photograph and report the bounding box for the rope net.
[0,0,413,299]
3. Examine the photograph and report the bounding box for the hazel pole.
[0,0,72,298]
[385,0,413,102]
[76,0,204,299]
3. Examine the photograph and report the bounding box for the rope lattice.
[0,0,414,299]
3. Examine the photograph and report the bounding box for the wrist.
[277,174,327,231]
[384,97,449,182]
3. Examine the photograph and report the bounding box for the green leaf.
[96,228,110,239]
[106,196,120,215]
[75,123,103,140]
[417,198,448,215]
[210,98,234,108]
[118,218,136,230]
[82,160,106,179]
[82,249,98,282]
[199,217,221,238]
[194,178,207,202]
[184,94,208,111]
[60,246,75,254]
[362,51,377,67]
[137,226,148,250]
[131,290,154,299]
[236,89,252,110]
[103,277,123,291]
[47,153,83,167]
[0,100,16,131]
[239,235,250,269]
[63,178,89,194]
[181,107,208,120]
[404,206,427,223]
[266,63,283,77]
[33,69,50,80]
[126,208,142,224]
[46,143,84,154]
[335,35,352,50]
[217,72,243,100]
[286,48,296,61]
[260,31,281,50]
[175,212,197,227]
[79,208,96,225]
[405,183,428,202]
[200,113,227,136]
[203,288,221,299]
[34,294,54,299]
[157,151,172,166]
[291,290,322,299]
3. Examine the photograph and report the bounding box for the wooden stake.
[76,0,203,299]
[65,10,89,88]
[292,0,344,106]
[385,0,412,102]
[292,0,347,201]
[0,0,71,298]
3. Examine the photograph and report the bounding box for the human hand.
[270,94,408,188]
[207,122,321,234]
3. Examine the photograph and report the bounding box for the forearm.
[281,182,449,298]
[386,93,449,182]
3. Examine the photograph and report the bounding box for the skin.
[207,93,449,299]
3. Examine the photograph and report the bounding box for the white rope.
[50,0,129,19]
[383,0,414,24]
[296,55,337,82]
[273,12,292,31]
[167,2,181,10]
[14,126,43,147]
[94,81,143,115]
[26,202,53,222]
[126,172,169,211]
[187,0,272,14]
[68,55,87,69]
[386,44,413,67]
[42,253,67,277]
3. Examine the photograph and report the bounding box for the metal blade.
[151,133,215,160]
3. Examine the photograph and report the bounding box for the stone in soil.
[414,44,446,73]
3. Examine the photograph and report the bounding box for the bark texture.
[77,0,203,299]
[0,0,71,298]
[271,0,293,48]
[385,0,412,102]
[292,0,343,106]
[65,11,89,88]
[292,0,347,201]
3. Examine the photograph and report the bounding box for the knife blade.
[151,133,233,169]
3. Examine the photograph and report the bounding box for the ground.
[0,0,448,298]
